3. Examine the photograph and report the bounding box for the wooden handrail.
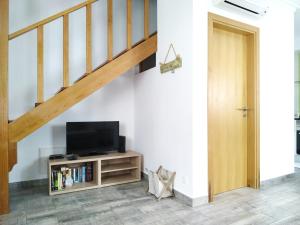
[9,0,97,41]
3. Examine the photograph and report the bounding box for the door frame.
[208,13,260,202]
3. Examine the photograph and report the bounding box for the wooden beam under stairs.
[9,34,157,143]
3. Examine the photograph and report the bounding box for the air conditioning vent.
[215,0,268,16]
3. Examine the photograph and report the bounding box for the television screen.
[66,121,119,156]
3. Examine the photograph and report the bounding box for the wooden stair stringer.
[8,142,17,171]
[9,34,157,143]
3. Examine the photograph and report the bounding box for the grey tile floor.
[1,171,300,225]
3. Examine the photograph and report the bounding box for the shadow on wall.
[52,125,66,147]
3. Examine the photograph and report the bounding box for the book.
[51,171,55,191]
[54,171,58,191]
[75,168,79,183]
[82,165,86,182]
[90,162,93,181]
[86,162,93,182]
[57,172,62,191]
[78,167,82,183]
[72,168,76,182]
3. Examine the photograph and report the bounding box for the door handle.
[236,107,250,112]
[236,107,250,118]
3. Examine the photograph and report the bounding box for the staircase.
[0,0,157,214]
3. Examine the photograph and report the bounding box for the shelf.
[50,181,98,195]
[48,151,141,195]
[49,158,98,166]
[101,163,138,173]
[101,174,139,187]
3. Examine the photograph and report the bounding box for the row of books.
[51,162,93,191]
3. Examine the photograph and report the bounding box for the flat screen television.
[66,121,119,156]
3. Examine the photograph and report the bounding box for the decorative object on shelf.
[148,166,176,200]
[65,168,73,187]
[160,44,182,74]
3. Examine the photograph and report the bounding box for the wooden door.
[208,13,260,202]
[210,26,249,195]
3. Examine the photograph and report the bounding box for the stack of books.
[51,162,94,191]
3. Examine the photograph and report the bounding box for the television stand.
[79,152,107,157]
[48,150,141,195]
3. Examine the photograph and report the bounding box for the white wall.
[296,37,300,50]
[294,10,300,161]
[135,0,295,199]
[295,9,300,50]
[9,0,156,183]
[135,0,194,196]
[295,52,300,115]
